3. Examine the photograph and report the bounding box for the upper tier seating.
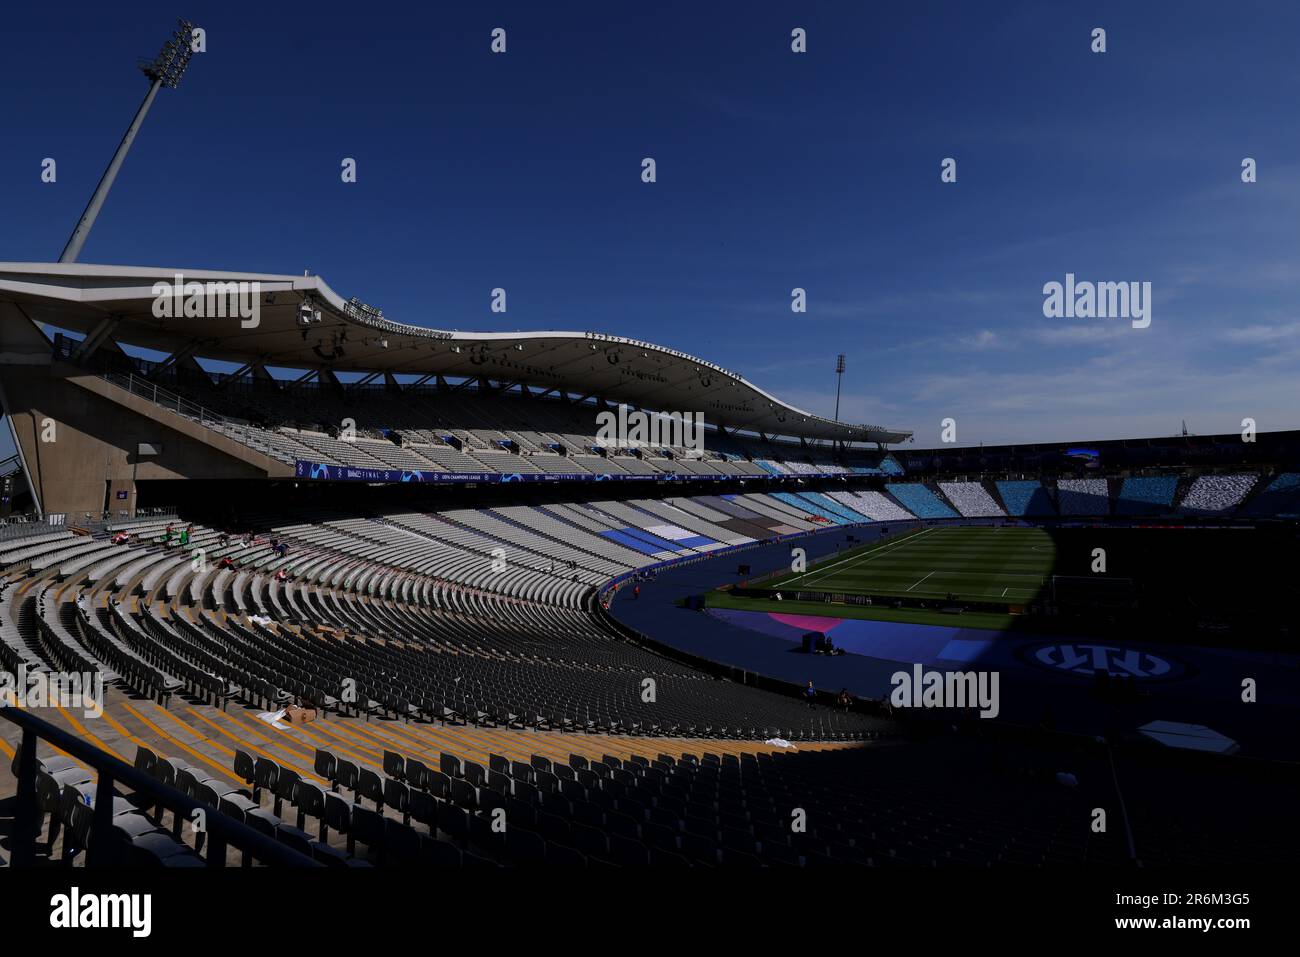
[1239,472,1300,518]
[937,482,1005,518]
[994,480,1055,517]
[1115,475,1179,515]
[80,360,910,481]
[884,484,958,519]
[1178,473,1259,515]
[1055,478,1110,516]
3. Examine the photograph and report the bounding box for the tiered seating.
[827,490,915,522]
[3,507,885,745]
[4,471,1294,870]
[1178,473,1258,515]
[1055,478,1110,516]
[791,491,870,524]
[0,531,77,571]
[664,497,775,541]
[771,492,848,525]
[1240,472,1300,518]
[628,499,753,547]
[884,483,958,519]
[79,357,921,479]
[1115,475,1178,515]
[411,445,496,472]
[582,501,724,554]
[284,431,389,468]
[694,495,802,536]
[610,456,659,476]
[492,506,654,567]
[994,480,1055,517]
[276,733,1091,867]
[530,454,587,474]
[354,440,445,472]
[937,482,1005,518]
[735,494,820,532]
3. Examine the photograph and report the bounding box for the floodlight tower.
[58,20,197,263]
[833,354,846,422]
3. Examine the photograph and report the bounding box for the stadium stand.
[791,491,871,524]
[1054,478,1111,516]
[827,490,916,522]
[994,480,1055,517]
[937,481,1006,518]
[884,483,959,519]
[1178,473,1259,515]
[1114,475,1179,515]
[4,459,1296,871]
[1240,472,1300,518]
[771,492,847,525]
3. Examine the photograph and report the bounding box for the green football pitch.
[761,526,1057,603]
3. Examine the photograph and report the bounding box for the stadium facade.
[0,261,910,519]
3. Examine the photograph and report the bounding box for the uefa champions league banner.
[293,460,755,484]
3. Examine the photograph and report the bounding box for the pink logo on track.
[768,614,845,632]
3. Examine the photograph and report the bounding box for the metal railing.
[2,704,320,867]
[98,370,298,465]
[0,515,63,541]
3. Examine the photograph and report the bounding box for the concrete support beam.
[68,314,121,363]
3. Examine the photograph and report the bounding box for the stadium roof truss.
[0,263,911,445]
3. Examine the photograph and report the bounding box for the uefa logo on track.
[1016,641,1191,682]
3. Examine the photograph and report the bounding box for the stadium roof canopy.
[0,262,911,444]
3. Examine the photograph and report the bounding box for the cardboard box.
[284,705,318,724]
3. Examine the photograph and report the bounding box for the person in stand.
[275,568,288,583]
[803,680,817,709]
[633,585,640,600]
[837,688,854,712]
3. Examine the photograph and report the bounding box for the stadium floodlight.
[140,21,198,89]
[58,20,199,264]
[833,354,846,422]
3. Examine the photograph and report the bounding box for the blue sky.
[2,0,1298,453]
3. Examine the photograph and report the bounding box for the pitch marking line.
[781,526,937,588]
[906,570,937,592]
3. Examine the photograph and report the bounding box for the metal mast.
[833,353,846,422]
[58,20,197,263]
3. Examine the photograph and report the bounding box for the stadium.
[0,5,1295,932]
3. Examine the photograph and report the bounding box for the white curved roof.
[0,262,910,444]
